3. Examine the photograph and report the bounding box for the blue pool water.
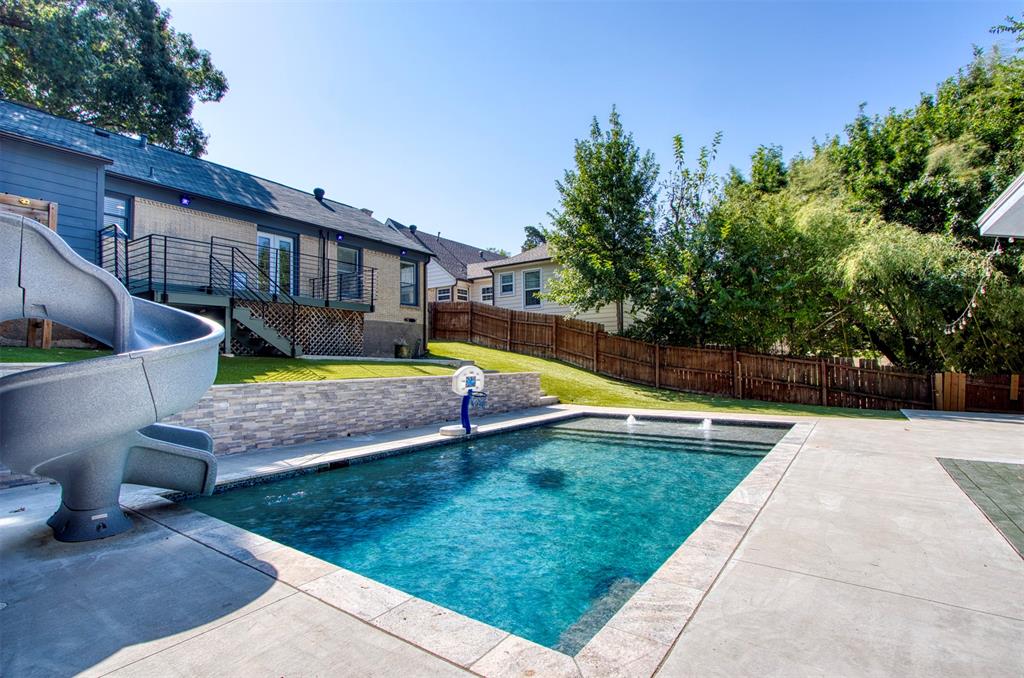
[185,416,785,652]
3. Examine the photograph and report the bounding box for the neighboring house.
[481,244,636,332]
[0,99,432,357]
[978,172,1024,238]
[386,219,505,303]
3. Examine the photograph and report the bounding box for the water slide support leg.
[39,436,134,542]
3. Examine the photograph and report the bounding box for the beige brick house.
[0,99,431,357]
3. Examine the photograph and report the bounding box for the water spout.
[701,418,712,430]
[625,414,637,429]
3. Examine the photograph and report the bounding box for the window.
[436,287,452,302]
[103,193,130,235]
[456,288,469,301]
[400,259,419,306]
[523,269,542,307]
[481,285,493,302]
[337,244,362,300]
[499,272,514,296]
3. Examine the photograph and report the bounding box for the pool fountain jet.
[701,418,713,430]
[625,414,638,429]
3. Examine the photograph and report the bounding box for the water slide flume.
[0,212,223,541]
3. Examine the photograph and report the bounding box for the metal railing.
[211,236,376,307]
[98,232,381,356]
[97,224,130,285]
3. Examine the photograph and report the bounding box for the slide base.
[46,502,133,542]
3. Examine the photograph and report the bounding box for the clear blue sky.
[163,1,1019,253]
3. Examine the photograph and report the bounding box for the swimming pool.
[185,416,788,652]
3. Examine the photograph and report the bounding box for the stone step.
[538,395,560,406]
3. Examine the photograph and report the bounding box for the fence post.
[468,301,473,343]
[551,315,558,359]
[592,326,600,371]
[654,343,661,389]
[819,358,828,406]
[732,348,740,398]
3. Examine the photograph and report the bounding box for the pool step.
[546,429,771,457]
[549,426,777,452]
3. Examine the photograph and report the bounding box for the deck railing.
[103,233,376,308]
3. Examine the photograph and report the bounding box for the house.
[978,172,1024,238]
[0,99,432,357]
[481,243,637,332]
[386,219,506,303]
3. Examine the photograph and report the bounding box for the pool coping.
[127,407,815,678]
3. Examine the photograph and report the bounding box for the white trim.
[523,268,542,308]
[498,271,514,296]
[436,286,452,302]
[456,287,469,301]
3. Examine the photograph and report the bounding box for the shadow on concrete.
[0,504,279,677]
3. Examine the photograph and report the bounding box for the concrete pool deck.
[1,406,1022,676]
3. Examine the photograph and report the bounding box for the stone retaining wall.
[0,371,543,487]
[164,372,542,454]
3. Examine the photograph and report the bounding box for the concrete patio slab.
[657,560,1024,678]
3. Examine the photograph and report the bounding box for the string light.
[944,238,1005,335]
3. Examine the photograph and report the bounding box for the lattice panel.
[234,300,364,356]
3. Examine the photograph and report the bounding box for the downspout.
[421,257,428,355]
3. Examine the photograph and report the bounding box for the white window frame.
[523,268,542,308]
[498,272,514,296]
[436,287,452,302]
[481,285,493,302]
[456,288,469,301]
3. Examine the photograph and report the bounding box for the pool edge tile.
[300,568,412,621]
[471,635,581,678]
[371,597,509,668]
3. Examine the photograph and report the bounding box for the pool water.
[185,416,786,653]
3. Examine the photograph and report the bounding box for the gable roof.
[978,171,1024,238]
[387,219,505,280]
[484,243,551,270]
[0,99,429,254]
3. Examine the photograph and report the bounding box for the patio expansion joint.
[729,558,1024,623]
[647,421,815,677]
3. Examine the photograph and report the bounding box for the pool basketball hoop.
[440,365,487,436]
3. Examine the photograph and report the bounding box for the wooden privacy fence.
[1,194,58,349]
[431,302,1023,413]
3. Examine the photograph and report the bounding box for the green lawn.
[428,341,901,419]
[1,346,453,384]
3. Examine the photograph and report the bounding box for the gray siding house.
[0,99,432,357]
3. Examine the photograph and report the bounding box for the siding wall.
[0,137,104,261]
[426,259,455,289]
[490,261,632,331]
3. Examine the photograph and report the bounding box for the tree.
[487,247,511,257]
[0,0,228,156]
[546,107,659,332]
[521,224,548,252]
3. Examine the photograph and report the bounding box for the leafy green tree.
[521,224,548,252]
[547,107,659,332]
[633,133,723,345]
[0,0,228,156]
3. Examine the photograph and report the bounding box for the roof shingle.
[0,99,429,254]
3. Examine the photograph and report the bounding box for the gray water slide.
[0,211,223,541]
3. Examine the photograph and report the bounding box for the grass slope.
[428,341,900,419]
[1,347,453,384]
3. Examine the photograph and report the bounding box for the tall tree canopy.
[556,15,1022,373]
[546,107,659,332]
[0,0,228,156]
